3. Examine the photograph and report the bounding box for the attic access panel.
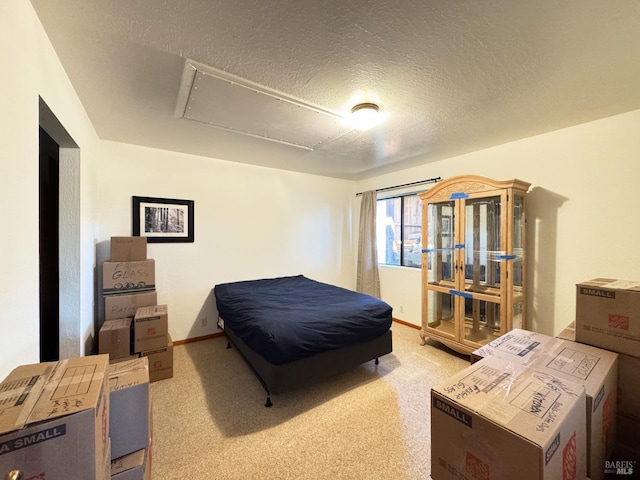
[175,60,353,150]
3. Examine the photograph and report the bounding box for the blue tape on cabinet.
[449,289,473,299]
[450,192,469,199]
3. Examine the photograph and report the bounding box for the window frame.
[376,193,422,268]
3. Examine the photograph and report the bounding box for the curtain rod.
[355,176,442,197]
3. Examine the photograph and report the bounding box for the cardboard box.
[111,236,147,262]
[99,318,132,360]
[105,438,112,479]
[140,334,174,383]
[104,291,158,321]
[0,355,110,480]
[618,353,640,421]
[110,354,141,364]
[431,356,587,480]
[133,304,168,353]
[111,448,150,480]
[575,278,640,357]
[472,328,618,480]
[103,260,155,295]
[556,321,576,341]
[148,392,154,471]
[108,357,150,460]
[471,328,560,364]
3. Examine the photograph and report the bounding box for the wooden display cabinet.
[418,175,530,355]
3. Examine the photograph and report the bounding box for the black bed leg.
[226,341,231,349]
[265,395,273,408]
[375,357,379,365]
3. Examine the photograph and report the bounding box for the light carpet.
[149,323,469,479]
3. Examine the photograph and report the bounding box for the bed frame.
[220,318,393,407]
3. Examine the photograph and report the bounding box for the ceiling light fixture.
[350,102,380,130]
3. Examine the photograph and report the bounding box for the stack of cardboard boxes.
[99,236,173,382]
[0,355,154,480]
[430,277,640,480]
[0,355,111,479]
[97,236,172,479]
[469,328,618,480]
[431,342,592,479]
[574,278,640,472]
[108,357,152,480]
[432,355,589,479]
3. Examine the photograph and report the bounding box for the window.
[376,194,422,267]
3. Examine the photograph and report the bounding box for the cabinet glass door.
[463,195,501,294]
[425,201,455,285]
[512,194,524,289]
[423,200,456,341]
[511,193,526,329]
[463,297,502,344]
[425,290,456,338]
[462,195,503,345]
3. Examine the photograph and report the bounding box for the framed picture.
[132,196,194,243]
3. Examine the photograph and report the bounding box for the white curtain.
[356,190,381,298]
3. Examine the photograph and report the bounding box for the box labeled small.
[431,356,587,480]
[0,355,110,480]
[575,278,640,357]
[472,328,618,480]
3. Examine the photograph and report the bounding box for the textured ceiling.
[30,0,640,180]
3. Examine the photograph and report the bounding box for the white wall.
[0,2,100,379]
[0,2,39,377]
[357,109,640,335]
[93,141,356,341]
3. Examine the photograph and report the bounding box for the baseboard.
[172,331,225,346]
[392,317,420,329]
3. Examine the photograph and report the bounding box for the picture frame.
[132,196,194,243]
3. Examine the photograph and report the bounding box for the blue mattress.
[214,275,393,365]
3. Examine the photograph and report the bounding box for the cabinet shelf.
[419,175,530,355]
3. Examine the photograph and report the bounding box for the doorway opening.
[39,127,60,361]
[39,98,81,360]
